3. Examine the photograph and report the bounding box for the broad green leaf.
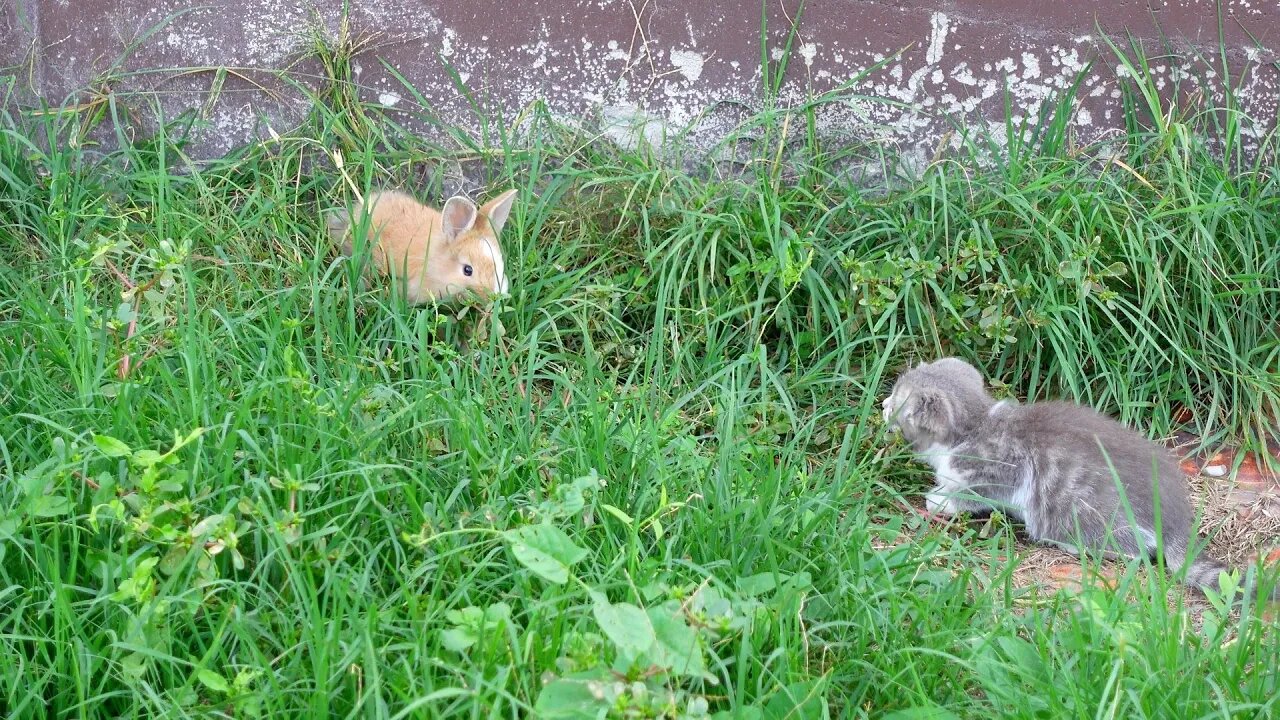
[503,523,588,585]
[646,603,709,679]
[190,514,226,537]
[19,471,48,497]
[533,676,611,719]
[439,603,514,654]
[996,636,1047,682]
[440,628,476,653]
[32,495,72,518]
[195,668,230,694]
[483,602,513,626]
[737,572,780,597]
[119,652,147,678]
[782,571,813,591]
[159,544,187,576]
[114,302,135,323]
[539,471,604,520]
[131,449,166,468]
[591,592,654,658]
[974,641,1032,704]
[93,435,132,458]
[447,606,481,626]
[762,678,827,719]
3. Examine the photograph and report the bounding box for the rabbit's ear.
[480,189,518,236]
[441,197,478,242]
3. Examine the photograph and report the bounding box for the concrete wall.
[2,1,1277,164]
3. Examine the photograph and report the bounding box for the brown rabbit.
[328,188,518,303]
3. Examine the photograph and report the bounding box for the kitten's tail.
[1180,556,1232,594]
[1177,555,1280,605]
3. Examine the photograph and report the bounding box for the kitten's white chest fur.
[919,440,1038,534]
[920,443,955,475]
[921,443,965,515]
[1006,463,1037,535]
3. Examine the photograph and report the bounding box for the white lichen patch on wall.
[669,49,706,83]
[926,13,950,66]
[25,0,1280,163]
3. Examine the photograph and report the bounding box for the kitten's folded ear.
[902,388,954,439]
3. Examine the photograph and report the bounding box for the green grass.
[1,19,1279,720]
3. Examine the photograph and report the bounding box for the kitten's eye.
[463,264,474,277]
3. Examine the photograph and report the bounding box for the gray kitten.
[882,357,1275,601]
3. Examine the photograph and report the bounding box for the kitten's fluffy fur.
[883,357,1275,601]
[328,189,517,303]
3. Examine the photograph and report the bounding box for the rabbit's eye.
[463,264,474,277]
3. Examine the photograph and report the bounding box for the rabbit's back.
[363,192,441,272]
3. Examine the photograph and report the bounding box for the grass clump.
[1,22,1279,720]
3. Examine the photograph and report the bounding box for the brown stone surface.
[1,1,1278,162]
[0,2,38,95]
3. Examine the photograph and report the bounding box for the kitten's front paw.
[925,490,959,516]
